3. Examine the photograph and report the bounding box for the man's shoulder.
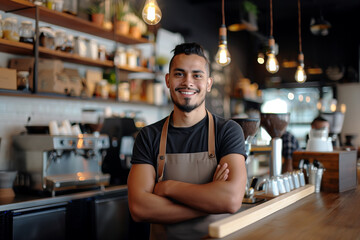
[140,117,167,135]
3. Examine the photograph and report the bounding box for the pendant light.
[265,0,279,74]
[295,0,307,83]
[142,0,162,25]
[215,0,231,67]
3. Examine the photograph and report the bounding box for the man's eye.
[174,72,183,77]
[194,74,203,79]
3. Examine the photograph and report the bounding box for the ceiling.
[187,0,360,31]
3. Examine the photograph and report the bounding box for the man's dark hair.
[168,42,210,74]
[311,116,328,125]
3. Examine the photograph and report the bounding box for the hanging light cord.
[222,0,225,25]
[270,0,273,37]
[298,0,302,53]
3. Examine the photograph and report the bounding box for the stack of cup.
[48,120,82,135]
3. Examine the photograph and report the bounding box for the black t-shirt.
[131,112,247,168]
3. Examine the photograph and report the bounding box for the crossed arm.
[127,153,247,224]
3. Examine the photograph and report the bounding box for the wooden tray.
[208,185,315,238]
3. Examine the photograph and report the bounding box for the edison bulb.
[257,52,265,64]
[266,53,279,73]
[295,65,307,83]
[215,44,231,66]
[142,0,162,25]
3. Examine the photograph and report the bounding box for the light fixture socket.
[268,36,276,54]
[298,52,305,67]
[219,24,228,43]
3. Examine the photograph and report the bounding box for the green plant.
[113,0,130,21]
[243,0,258,17]
[156,56,169,66]
[88,1,105,14]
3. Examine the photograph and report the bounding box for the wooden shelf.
[0,39,154,72]
[116,65,153,73]
[0,0,151,44]
[39,46,114,68]
[0,38,34,55]
[0,89,169,107]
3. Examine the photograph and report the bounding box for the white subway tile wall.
[0,96,170,170]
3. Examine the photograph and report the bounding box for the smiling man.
[127,42,247,239]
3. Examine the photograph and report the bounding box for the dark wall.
[135,0,359,89]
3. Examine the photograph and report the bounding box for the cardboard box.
[37,59,66,94]
[86,69,103,97]
[9,58,35,91]
[63,68,83,96]
[0,68,17,90]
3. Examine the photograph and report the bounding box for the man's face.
[165,54,212,113]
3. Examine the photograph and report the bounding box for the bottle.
[17,71,30,91]
[19,21,35,44]
[98,45,106,61]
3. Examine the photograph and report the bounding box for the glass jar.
[54,30,66,51]
[74,36,87,57]
[39,26,55,49]
[63,0,78,15]
[0,15,3,38]
[19,21,34,44]
[87,39,98,60]
[3,17,20,42]
[127,48,137,68]
[17,71,30,91]
[98,45,106,61]
[64,34,74,53]
[53,0,64,12]
[114,47,127,66]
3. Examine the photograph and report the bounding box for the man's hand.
[154,163,230,197]
[213,163,229,181]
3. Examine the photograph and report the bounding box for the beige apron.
[150,111,231,240]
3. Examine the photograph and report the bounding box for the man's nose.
[182,73,194,86]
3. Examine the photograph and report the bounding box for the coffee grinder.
[260,113,290,177]
[232,118,260,203]
[232,118,260,157]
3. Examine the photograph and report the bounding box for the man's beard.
[171,93,205,113]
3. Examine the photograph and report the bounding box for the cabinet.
[0,0,160,105]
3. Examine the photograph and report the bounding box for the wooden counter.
[207,166,360,239]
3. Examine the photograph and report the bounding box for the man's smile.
[175,87,200,96]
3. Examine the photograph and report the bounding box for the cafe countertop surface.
[0,185,128,211]
[208,166,360,240]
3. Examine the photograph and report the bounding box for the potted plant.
[113,0,130,35]
[121,4,147,39]
[242,0,258,27]
[88,1,105,27]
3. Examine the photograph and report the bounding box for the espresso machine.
[260,113,290,177]
[100,117,139,185]
[321,111,345,147]
[12,134,110,196]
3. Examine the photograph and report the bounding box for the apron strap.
[157,116,170,181]
[157,110,216,181]
[207,110,216,159]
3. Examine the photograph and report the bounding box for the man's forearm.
[157,180,243,214]
[129,190,206,224]
[153,154,247,214]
